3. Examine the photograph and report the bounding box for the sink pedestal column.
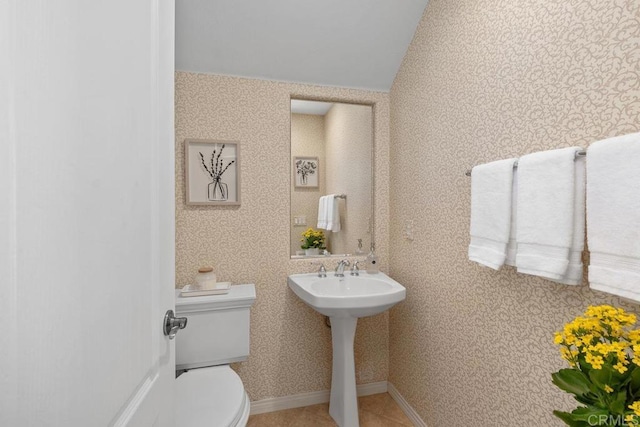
[329,316,359,427]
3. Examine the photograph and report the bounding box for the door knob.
[163,309,187,340]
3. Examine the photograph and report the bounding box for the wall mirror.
[290,99,374,258]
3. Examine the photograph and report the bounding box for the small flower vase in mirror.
[305,248,320,256]
[301,228,325,256]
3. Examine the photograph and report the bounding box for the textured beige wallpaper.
[175,72,390,401]
[388,1,640,426]
[290,113,325,255]
[325,103,373,256]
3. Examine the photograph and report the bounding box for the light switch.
[294,215,307,226]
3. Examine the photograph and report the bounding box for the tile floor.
[247,393,413,426]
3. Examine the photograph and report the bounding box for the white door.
[1,1,176,426]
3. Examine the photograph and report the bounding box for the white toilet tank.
[175,284,256,370]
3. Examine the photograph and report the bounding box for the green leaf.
[553,410,589,427]
[570,406,610,422]
[589,364,617,390]
[610,389,627,415]
[629,367,640,396]
[574,393,599,407]
[577,353,592,373]
[553,369,593,396]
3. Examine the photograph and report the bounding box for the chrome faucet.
[335,260,350,277]
[350,261,360,276]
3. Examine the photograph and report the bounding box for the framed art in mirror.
[294,156,319,188]
[185,139,241,206]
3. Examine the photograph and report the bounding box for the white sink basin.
[287,272,406,318]
[287,271,406,427]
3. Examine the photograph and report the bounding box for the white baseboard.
[356,381,388,396]
[387,382,427,427]
[250,381,388,415]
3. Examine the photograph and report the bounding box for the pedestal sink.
[288,272,406,427]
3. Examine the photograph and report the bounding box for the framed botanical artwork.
[185,139,240,206]
[294,156,319,188]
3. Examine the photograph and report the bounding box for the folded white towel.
[505,171,518,267]
[553,155,586,285]
[317,196,328,229]
[516,147,584,280]
[587,132,640,301]
[468,158,517,270]
[326,195,341,232]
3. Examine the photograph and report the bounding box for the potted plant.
[301,228,325,256]
[552,305,640,426]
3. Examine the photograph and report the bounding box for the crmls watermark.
[587,415,636,426]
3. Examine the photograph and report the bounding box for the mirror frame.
[289,96,376,258]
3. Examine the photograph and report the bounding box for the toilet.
[174,284,256,427]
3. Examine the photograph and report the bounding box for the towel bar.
[464,150,586,176]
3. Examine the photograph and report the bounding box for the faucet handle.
[310,261,327,278]
[350,261,360,276]
[319,263,327,277]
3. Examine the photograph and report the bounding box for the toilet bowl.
[176,366,250,427]
[174,284,256,427]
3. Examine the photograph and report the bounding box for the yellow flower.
[580,334,594,346]
[301,228,325,248]
[604,385,614,393]
[630,329,640,343]
[555,305,640,375]
[613,362,628,374]
[630,401,640,417]
[633,345,640,366]
[585,352,604,370]
[554,332,563,345]
[564,333,577,347]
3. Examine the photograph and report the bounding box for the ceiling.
[291,100,334,115]
[175,0,429,92]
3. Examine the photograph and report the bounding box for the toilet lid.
[176,365,246,427]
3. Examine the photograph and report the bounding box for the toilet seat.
[176,365,249,427]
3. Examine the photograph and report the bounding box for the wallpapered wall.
[290,113,325,255]
[325,103,373,256]
[388,1,640,426]
[175,72,390,400]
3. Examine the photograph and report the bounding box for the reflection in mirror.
[290,99,373,258]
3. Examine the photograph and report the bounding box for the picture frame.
[185,139,240,206]
[293,156,319,188]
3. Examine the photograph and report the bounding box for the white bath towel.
[553,155,586,285]
[317,196,328,229]
[505,171,518,266]
[587,132,640,301]
[468,158,517,270]
[325,195,341,232]
[516,147,584,281]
